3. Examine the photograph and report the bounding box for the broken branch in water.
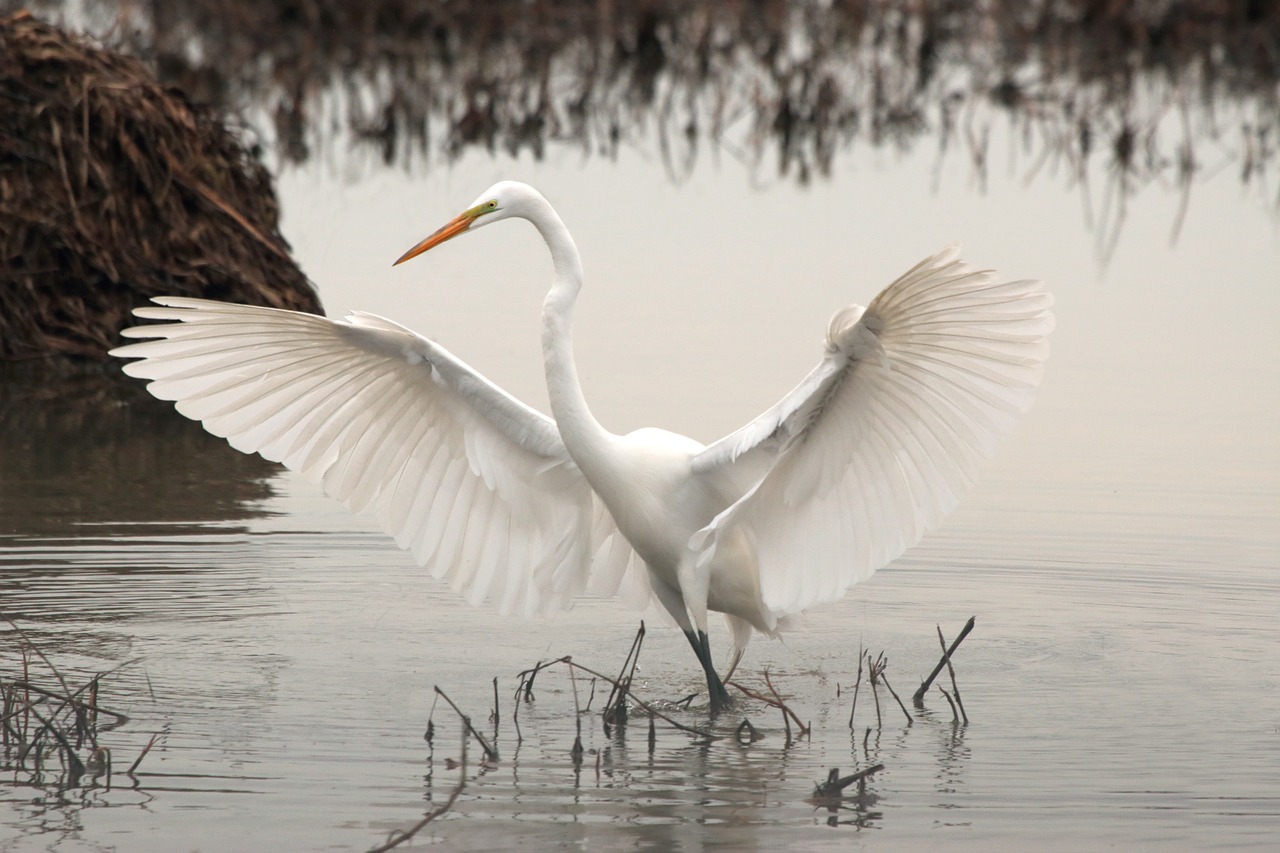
[432,686,498,762]
[913,616,975,707]
[810,763,885,803]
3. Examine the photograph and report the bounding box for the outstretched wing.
[112,298,643,616]
[691,245,1054,618]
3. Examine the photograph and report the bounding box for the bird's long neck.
[532,199,616,470]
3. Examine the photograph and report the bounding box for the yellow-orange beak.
[393,212,473,266]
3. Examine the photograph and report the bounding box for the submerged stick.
[812,763,885,800]
[912,616,976,707]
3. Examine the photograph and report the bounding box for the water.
[4,20,1280,853]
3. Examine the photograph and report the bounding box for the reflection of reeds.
[52,0,1277,204]
[370,726,468,853]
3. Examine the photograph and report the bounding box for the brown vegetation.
[0,12,320,361]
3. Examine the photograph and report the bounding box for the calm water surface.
[3,83,1279,853]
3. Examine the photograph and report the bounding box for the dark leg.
[683,629,734,715]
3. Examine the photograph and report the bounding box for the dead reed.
[362,613,995,845]
[0,12,320,361]
[0,615,152,790]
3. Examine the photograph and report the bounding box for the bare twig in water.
[520,656,717,740]
[563,658,717,740]
[127,732,160,776]
[511,655,575,744]
[5,679,131,727]
[517,659,547,703]
[937,685,959,722]
[766,671,792,744]
[848,641,864,729]
[727,673,809,738]
[913,616,975,707]
[16,700,85,782]
[867,652,884,729]
[935,625,968,724]
[432,687,498,762]
[811,763,885,802]
[879,672,913,726]
[766,669,811,742]
[1,615,139,788]
[514,656,568,703]
[368,728,468,853]
[603,622,645,730]
[569,666,584,765]
[3,615,73,699]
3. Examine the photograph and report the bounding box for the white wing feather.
[692,245,1053,618]
[111,298,642,616]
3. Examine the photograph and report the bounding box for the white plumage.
[112,181,1053,713]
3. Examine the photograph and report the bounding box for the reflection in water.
[1,6,1276,850]
[0,363,284,642]
[28,1,1280,207]
[0,363,278,535]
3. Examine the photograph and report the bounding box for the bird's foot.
[707,674,734,716]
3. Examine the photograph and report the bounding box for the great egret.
[112,181,1053,714]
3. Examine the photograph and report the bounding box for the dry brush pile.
[0,12,320,361]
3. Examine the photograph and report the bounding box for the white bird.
[112,181,1053,714]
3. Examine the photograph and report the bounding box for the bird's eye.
[486,200,498,209]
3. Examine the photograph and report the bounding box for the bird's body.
[113,182,1053,713]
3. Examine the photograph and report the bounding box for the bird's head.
[393,181,540,266]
